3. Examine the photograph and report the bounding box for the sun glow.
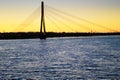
[0,0,120,33]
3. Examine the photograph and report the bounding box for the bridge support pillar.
[40,1,46,39]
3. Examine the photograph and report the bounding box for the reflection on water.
[0,36,120,79]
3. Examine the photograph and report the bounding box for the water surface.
[0,36,120,79]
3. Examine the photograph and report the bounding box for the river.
[0,36,120,79]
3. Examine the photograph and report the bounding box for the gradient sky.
[0,0,120,32]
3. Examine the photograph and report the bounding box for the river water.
[0,36,120,80]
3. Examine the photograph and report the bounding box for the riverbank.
[0,32,120,39]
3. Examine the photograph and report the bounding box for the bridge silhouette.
[12,1,119,39]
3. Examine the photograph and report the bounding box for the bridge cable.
[45,14,64,32]
[13,7,40,32]
[46,5,118,32]
[45,8,77,32]
[45,5,92,32]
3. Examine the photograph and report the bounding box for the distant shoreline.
[0,32,120,39]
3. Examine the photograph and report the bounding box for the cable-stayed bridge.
[14,1,119,33]
[1,1,119,39]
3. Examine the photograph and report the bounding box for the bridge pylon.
[40,1,46,39]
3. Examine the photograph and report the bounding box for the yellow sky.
[0,0,120,32]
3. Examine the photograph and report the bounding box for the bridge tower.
[40,1,46,39]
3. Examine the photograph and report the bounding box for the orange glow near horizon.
[0,0,120,33]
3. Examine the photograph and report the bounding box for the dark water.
[0,36,120,80]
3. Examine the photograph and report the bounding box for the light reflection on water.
[0,36,120,79]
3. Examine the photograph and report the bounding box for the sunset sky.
[0,0,120,32]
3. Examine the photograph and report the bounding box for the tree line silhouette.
[0,32,120,39]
